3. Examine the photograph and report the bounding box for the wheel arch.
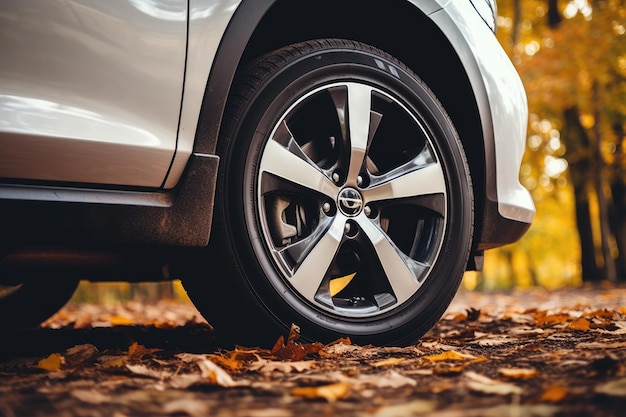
[196,0,489,257]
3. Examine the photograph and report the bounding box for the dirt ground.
[3,283,626,417]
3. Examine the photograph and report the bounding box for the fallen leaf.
[568,317,590,331]
[576,341,626,349]
[107,315,134,326]
[178,353,245,387]
[126,364,171,380]
[127,342,161,361]
[498,368,539,379]
[424,351,473,362]
[535,313,570,327]
[355,370,417,388]
[291,382,351,402]
[37,353,64,372]
[71,389,111,405]
[101,356,126,369]
[371,357,406,367]
[464,371,522,395]
[541,385,568,402]
[248,359,315,373]
[595,378,626,397]
[369,400,437,417]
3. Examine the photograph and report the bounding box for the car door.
[0,0,187,188]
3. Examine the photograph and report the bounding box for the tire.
[185,39,473,348]
[0,280,78,329]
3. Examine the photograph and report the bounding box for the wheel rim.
[256,82,447,319]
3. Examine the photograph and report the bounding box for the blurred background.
[467,0,626,291]
[72,0,626,305]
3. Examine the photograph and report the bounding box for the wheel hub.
[337,187,363,216]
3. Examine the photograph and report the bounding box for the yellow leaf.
[371,357,406,367]
[541,385,568,403]
[107,315,134,326]
[498,367,539,379]
[330,273,356,297]
[425,351,471,362]
[37,353,64,372]
[569,317,590,331]
[291,382,351,402]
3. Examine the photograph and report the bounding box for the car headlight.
[470,0,498,33]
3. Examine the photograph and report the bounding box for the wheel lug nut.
[364,205,371,217]
[357,175,363,186]
[332,172,340,183]
[322,202,331,213]
[344,223,351,233]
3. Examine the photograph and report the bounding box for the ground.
[2,283,626,416]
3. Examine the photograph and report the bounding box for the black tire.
[185,39,473,348]
[0,280,78,329]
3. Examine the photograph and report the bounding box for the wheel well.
[237,0,486,249]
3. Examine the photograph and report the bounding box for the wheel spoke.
[363,161,445,205]
[260,137,338,198]
[287,216,346,301]
[330,83,373,183]
[357,215,427,305]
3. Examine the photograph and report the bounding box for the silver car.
[0,0,535,347]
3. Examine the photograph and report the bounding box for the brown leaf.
[466,307,481,321]
[271,331,323,361]
[535,313,570,327]
[127,342,161,361]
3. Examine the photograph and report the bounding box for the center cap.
[337,187,363,216]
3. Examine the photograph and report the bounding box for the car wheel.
[0,280,78,329]
[185,39,473,347]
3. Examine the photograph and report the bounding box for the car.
[0,0,535,347]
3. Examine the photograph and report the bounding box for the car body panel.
[429,0,535,224]
[0,0,187,187]
[165,0,241,188]
[0,0,533,251]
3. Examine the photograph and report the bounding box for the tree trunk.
[610,122,626,280]
[592,82,617,282]
[564,107,601,281]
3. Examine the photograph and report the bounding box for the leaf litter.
[2,284,626,416]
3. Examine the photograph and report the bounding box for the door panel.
[0,0,187,187]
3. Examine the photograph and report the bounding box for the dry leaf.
[248,359,315,373]
[101,356,126,369]
[355,370,417,388]
[127,342,161,361]
[498,367,539,379]
[37,353,64,372]
[107,315,134,326]
[371,357,406,367]
[209,352,245,371]
[541,385,568,402]
[464,371,522,395]
[568,317,590,331]
[126,364,171,380]
[369,400,437,417]
[595,378,626,397]
[424,351,472,362]
[291,382,351,402]
[178,353,245,387]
